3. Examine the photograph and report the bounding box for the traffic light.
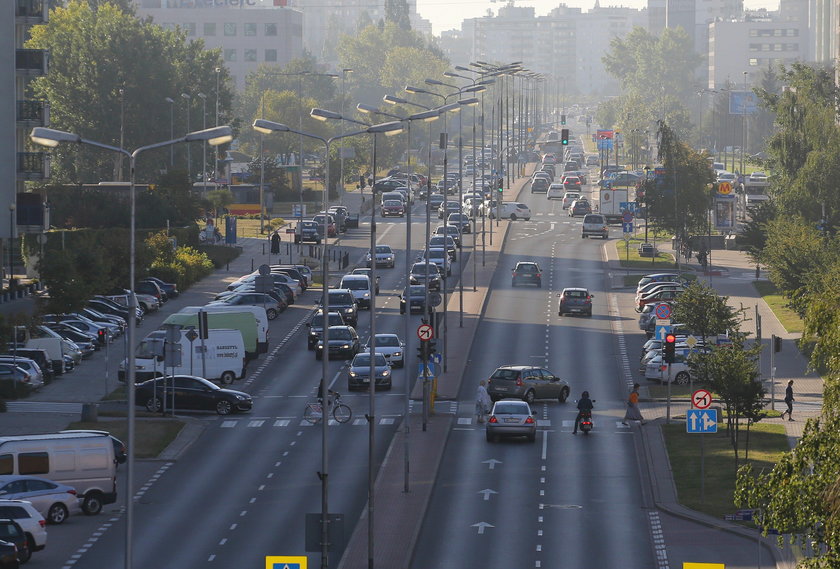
[417,343,428,361]
[427,340,437,357]
[560,114,566,125]
[497,177,504,193]
[561,129,569,146]
[97,329,106,344]
[663,333,676,364]
[773,334,782,353]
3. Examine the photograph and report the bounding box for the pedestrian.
[476,380,492,423]
[782,380,795,421]
[622,383,645,425]
[270,231,281,254]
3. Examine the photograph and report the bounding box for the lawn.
[66,419,184,459]
[752,280,804,334]
[663,421,789,520]
[614,236,677,270]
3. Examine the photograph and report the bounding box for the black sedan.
[400,285,430,314]
[315,326,361,361]
[135,375,252,415]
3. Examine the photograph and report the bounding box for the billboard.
[729,91,759,115]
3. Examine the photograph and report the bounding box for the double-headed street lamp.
[30,124,233,569]
[254,117,402,569]
[181,93,192,180]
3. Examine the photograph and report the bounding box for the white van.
[0,432,117,515]
[119,328,246,384]
[14,326,66,375]
[339,274,372,310]
[178,305,268,355]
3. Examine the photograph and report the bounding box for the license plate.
[495,387,508,392]
[570,308,582,312]
[504,418,520,423]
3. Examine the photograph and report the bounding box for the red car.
[381,200,406,217]
[637,289,682,310]
[312,214,337,237]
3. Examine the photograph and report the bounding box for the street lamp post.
[181,93,192,181]
[214,67,221,181]
[197,93,207,194]
[165,97,174,166]
[8,204,15,285]
[254,117,403,569]
[339,68,353,205]
[30,124,233,569]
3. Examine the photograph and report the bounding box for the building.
[135,0,304,90]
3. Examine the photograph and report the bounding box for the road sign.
[718,181,732,195]
[654,303,672,319]
[184,327,199,343]
[692,389,713,409]
[622,222,633,233]
[266,557,307,569]
[619,201,637,213]
[685,335,698,348]
[417,324,434,341]
[430,353,442,364]
[292,204,306,218]
[686,409,718,433]
[683,564,725,569]
[655,323,672,340]
[429,292,442,307]
[622,210,634,223]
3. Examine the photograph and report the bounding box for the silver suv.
[486,365,570,404]
[581,213,608,239]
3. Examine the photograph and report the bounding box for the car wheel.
[266,308,278,320]
[145,397,163,413]
[47,503,68,525]
[675,371,690,385]
[220,371,236,385]
[581,234,587,239]
[17,541,31,563]
[559,386,570,403]
[216,400,233,415]
[524,390,536,404]
[510,214,517,220]
[83,492,103,515]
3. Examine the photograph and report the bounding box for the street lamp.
[181,93,192,181]
[253,117,402,569]
[339,68,353,205]
[196,93,207,194]
[7,203,15,286]
[455,97,479,328]
[30,124,233,569]
[164,97,174,166]
[214,67,221,182]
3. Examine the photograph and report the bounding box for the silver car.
[0,475,82,524]
[486,399,537,442]
[347,352,392,391]
[364,334,404,368]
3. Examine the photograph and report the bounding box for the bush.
[174,246,214,284]
[199,244,242,268]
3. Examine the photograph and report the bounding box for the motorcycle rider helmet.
[582,391,589,398]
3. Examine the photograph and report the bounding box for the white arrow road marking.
[472,522,494,534]
[482,459,502,470]
[478,489,498,501]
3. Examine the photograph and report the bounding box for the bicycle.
[304,392,352,424]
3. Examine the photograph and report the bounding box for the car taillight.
[488,416,498,423]
[536,273,541,277]
[660,365,667,372]
[525,416,535,424]
[68,489,77,495]
[38,519,45,528]
[516,377,523,386]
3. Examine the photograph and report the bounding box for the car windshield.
[494,402,527,415]
[375,246,391,254]
[384,201,402,206]
[331,329,353,341]
[406,285,425,296]
[343,280,368,291]
[354,354,387,367]
[412,265,433,275]
[517,264,537,272]
[375,336,400,347]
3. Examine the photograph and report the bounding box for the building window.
[265,23,278,36]
[182,22,196,36]
[224,49,237,62]
[244,23,257,36]
[244,49,257,62]
[204,22,216,36]
[749,58,758,66]
[749,29,758,36]
[265,49,277,62]
[224,22,237,36]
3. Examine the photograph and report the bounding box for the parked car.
[486,399,537,442]
[486,365,570,403]
[0,358,44,388]
[0,539,19,569]
[0,364,40,392]
[558,287,594,317]
[209,292,285,320]
[0,475,82,525]
[88,297,141,326]
[135,375,253,415]
[347,352,392,391]
[59,430,127,465]
[142,276,178,298]
[0,519,28,564]
[644,354,692,384]
[315,326,361,361]
[135,280,166,304]
[311,213,337,237]
[511,261,542,287]
[0,500,46,558]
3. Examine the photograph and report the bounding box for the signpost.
[654,303,671,320]
[688,387,717,505]
[692,388,712,409]
[266,556,307,569]
[654,320,672,341]
[417,324,434,341]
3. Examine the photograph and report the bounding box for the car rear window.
[564,290,587,298]
[494,402,526,415]
[490,368,520,381]
[329,292,354,305]
[342,279,368,291]
[0,506,27,519]
[583,215,604,224]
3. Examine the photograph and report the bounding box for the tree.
[385,0,411,30]
[245,157,294,201]
[671,281,744,347]
[738,200,777,268]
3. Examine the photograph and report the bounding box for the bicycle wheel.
[304,403,323,424]
[332,403,352,424]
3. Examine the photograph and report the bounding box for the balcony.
[15,0,47,23]
[16,152,50,181]
[16,100,49,126]
[16,49,48,76]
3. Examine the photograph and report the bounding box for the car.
[293,220,322,244]
[511,261,541,287]
[486,365,570,403]
[364,333,404,368]
[486,399,537,442]
[563,176,582,190]
[350,267,380,294]
[429,235,457,261]
[561,191,581,209]
[228,273,301,297]
[312,213,337,237]
[0,476,82,525]
[270,267,308,291]
[447,213,472,234]
[488,202,532,221]
[427,193,445,209]
[0,520,28,564]
[0,501,45,559]
[568,199,592,217]
[410,262,441,291]
[135,375,253,415]
[2,350,51,384]
[434,224,461,247]
[438,201,461,219]
[328,206,349,232]
[307,311,345,350]
[530,177,549,193]
[0,364,39,393]
[0,358,44,388]
[400,285,429,314]
[365,245,396,269]
[586,155,599,166]
[419,248,451,277]
[644,354,693,384]
[636,273,686,292]
[135,279,167,304]
[339,274,373,310]
[88,297,141,326]
[546,183,564,200]
[316,325,361,361]
[634,283,684,304]
[558,287,593,316]
[59,430,127,465]
[76,307,126,334]
[581,213,608,239]
[635,281,684,299]
[322,289,358,327]
[637,288,682,310]
[381,200,405,217]
[347,352,392,391]
[208,292,284,320]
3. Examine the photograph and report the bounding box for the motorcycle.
[578,410,593,434]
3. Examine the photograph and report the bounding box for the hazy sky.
[417,0,779,35]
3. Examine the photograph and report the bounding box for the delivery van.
[176,305,268,356]
[0,432,117,515]
[118,328,246,384]
[14,326,67,375]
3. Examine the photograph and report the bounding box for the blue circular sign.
[622,210,634,223]
[654,303,672,319]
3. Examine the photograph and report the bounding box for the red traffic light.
[665,333,676,343]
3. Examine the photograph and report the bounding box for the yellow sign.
[684,564,724,569]
[266,556,307,569]
[718,182,732,195]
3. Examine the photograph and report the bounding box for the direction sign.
[683,563,725,569]
[429,292,442,307]
[692,389,713,409]
[266,555,307,569]
[686,409,718,433]
[654,303,672,319]
[655,323,672,340]
[619,201,637,213]
[622,222,633,233]
[417,324,434,341]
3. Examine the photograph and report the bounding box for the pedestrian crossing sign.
[266,556,306,569]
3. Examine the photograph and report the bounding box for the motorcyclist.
[573,390,594,435]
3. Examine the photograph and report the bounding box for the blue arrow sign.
[687,409,718,433]
[622,222,633,233]
[655,324,672,340]
[619,202,637,213]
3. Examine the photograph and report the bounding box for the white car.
[0,475,83,525]
[547,183,564,200]
[644,354,692,384]
[339,274,373,310]
[364,333,405,368]
[419,248,451,276]
[0,499,47,554]
[562,191,581,209]
[487,202,532,221]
